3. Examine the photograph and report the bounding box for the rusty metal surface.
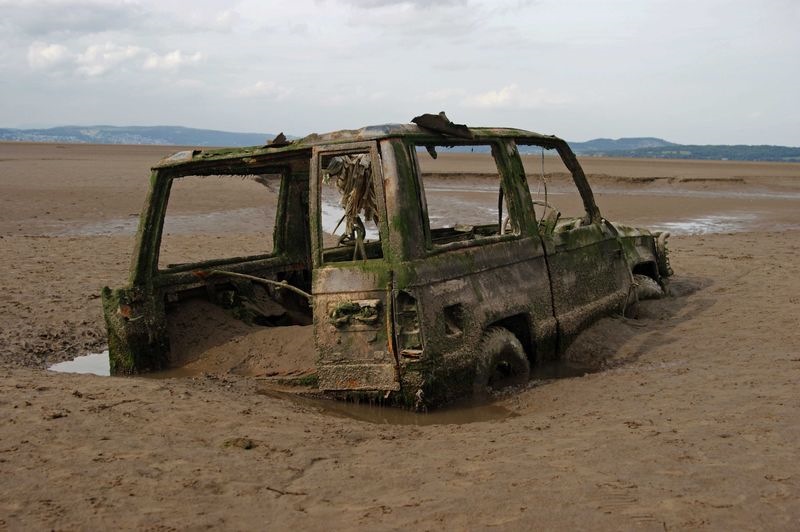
[152,124,557,170]
[104,115,673,408]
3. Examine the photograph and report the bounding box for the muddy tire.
[474,328,530,394]
[625,274,665,318]
[634,274,664,300]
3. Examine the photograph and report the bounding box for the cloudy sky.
[1,0,798,144]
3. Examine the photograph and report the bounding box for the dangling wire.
[533,147,549,223]
[541,147,548,206]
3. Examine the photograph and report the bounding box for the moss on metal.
[101,285,169,374]
[103,119,674,409]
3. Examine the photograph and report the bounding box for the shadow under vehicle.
[102,113,672,409]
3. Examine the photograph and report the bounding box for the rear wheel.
[474,328,530,394]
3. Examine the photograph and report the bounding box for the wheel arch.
[486,313,535,363]
[632,260,659,281]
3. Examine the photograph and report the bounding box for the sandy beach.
[1,142,799,530]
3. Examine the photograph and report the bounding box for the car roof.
[153,123,563,170]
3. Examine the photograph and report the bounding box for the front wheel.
[474,328,530,394]
[634,274,664,300]
[625,274,665,318]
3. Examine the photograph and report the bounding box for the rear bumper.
[317,362,400,392]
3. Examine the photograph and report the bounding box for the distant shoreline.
[3,142,799,174]
[1,124,798,162]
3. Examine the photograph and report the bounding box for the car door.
[517,139,630,346]
[542,221,630,341]
[309,141,400,393]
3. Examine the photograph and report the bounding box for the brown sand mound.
[165,298,315,378]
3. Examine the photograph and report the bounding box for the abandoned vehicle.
[102,113,673,408]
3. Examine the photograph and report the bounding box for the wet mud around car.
[47,342,603,426]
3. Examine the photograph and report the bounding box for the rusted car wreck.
[102,113,672,408]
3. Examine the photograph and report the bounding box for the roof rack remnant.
[411,111,473,139]
[267,132,290,147]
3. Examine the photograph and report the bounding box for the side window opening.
[158,173,282,271]
[414,142,515,247]
[319,150,383,263]
[518,144,588,233]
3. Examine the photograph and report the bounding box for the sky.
[1,0,798,145]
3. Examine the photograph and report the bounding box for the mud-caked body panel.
[615,223,672,285]
[395,237,557,405]
[546,223,631,342]
[102,286,168,374]
[313,265,398,392]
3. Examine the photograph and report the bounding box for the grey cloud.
[0,1,240,42]
[0,1,147,37]
[339,0,467,9]
[340,0,481,43]
[336,0,541,46]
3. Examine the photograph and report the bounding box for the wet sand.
[1,143,800,529]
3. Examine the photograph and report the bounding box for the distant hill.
[569,137,677,154]
[570,137,800,162]
[440,137,800,162]
[0,125,280,147]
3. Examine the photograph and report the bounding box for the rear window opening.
[319,150,384,263]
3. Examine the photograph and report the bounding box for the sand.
[1,142,799,530]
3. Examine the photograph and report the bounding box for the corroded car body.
[102,119,672,408]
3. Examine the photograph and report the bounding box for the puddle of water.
[47,350,214,380]
[258,388,517,426]
[57,207,269,237]
[431,181,800,202]
[596,185,800,201]
[56,200,382,239]
[48,350,110,376]
[649,213,758,235]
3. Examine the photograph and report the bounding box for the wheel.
[625,274,665,318]
[633,274,663,300]
[473,327,530,394]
